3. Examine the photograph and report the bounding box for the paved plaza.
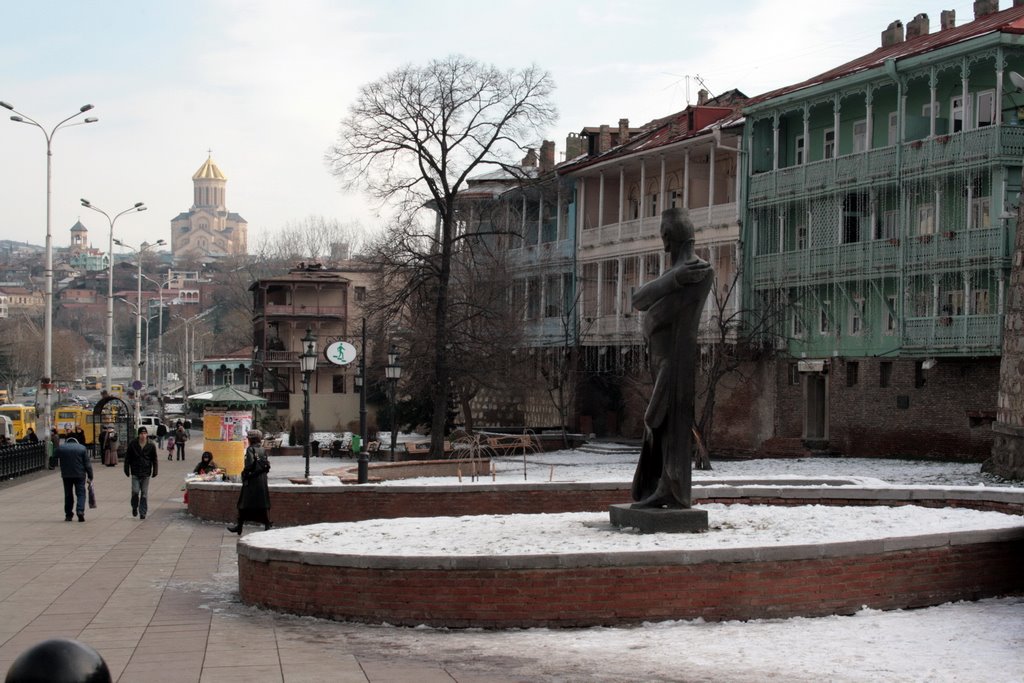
[0,440,528,683]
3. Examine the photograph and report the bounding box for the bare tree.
[327,55,556,456]
[694,269,789,469]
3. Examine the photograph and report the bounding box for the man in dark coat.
[123,426,159,519]
[50,436,93,522]
[228,430,272,534]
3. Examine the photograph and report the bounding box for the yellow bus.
[0,404,38,441]
[53,406,101,447]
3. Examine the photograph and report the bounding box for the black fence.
[0,443,47,479]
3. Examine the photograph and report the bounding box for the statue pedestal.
[609,503,708,534]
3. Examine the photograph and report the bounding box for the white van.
[0,415,14,443]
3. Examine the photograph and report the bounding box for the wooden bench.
[485,434,538,455]
[404,441,453,458]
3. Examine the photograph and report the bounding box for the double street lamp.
[2,101,98,437]
[299,328,318,480]
[353,319,368,483]
[114,238,165,422]
[385,345,402,462]
[80,199,147,392]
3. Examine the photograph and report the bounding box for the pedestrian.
[155,421,168,448]
[166,434,175,461]
[123,426,158,519]
[24,427,38,443]
[49,436,93,522]
[227,430,272,534]
[103,427,119,467]
[174,423,187,461]
[193,451,218,475]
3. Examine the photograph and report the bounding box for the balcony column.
[658,155,666,214]
[996,47,1005,125]
[578,179,586,233]
[708,146,716,224]
[833,95,841,156]
[964,272,972,316]
[536,195,543,245]
[521,195,527,238]
[865,88,874,150]
[929,68,937,138]
[772,114,780,171]
[683,149,690,209]
[961,58,969,131]
[618,165,625,224]
[802,105,810,164]
[556,187,563,240]
[639,157,646,231]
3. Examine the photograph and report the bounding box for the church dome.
[193,155,227,181]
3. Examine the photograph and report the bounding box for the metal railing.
[0,442,47,479]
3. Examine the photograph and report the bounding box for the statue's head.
[660,208,695,251]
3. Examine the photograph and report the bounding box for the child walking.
[166,435,175,461]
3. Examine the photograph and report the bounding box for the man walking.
[123,426,158,519]
[50,436,93,522]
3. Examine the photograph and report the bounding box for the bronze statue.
[631,208,713,508]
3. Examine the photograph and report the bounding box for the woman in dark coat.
[227,430,271,534]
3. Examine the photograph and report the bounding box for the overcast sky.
[0,0,988,254]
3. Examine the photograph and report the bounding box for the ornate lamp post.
[385,344,402,462]
[114,238,165,423]
[353,319,369,483]
[2,101,97,437]
[299,327,317,480]
[80,199,146,393]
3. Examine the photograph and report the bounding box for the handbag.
[87,481,97,509]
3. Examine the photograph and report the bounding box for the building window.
[332,375,347,394]
[951,95,967,133]
[852,120,867,153]
[885,295,897,335]
[823,129,835,160]
[973,290,990,315]
[976,90,995,127]
[917,204,935,235]
[792,310,804,338]
[850,298,864,335]
[971,197,991,230]
[795,136,805,165]
[880,361,893,388]
[846,361,859,387]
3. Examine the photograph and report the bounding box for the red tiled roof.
[749,5,1024,107]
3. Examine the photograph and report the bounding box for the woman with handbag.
[227,430,272,534]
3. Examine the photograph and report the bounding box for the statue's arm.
[632,261,712,311]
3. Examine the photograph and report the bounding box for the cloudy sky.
[0,0,989,253]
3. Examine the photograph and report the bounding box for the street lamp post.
[114,238,165,422]
[80,199,146,392]
[299,328,318,481]
[2,101,98,437]
[354,319,368,483]
[139,274,171,421]
[385,345,402,462]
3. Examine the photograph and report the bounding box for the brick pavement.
[0,439,530,682]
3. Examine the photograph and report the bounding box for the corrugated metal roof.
[749,5,1024,108]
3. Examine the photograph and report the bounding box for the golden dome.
[192,155,226,181]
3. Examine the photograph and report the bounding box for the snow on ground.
[200,447,1024,682]
[245,504,1022,556]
